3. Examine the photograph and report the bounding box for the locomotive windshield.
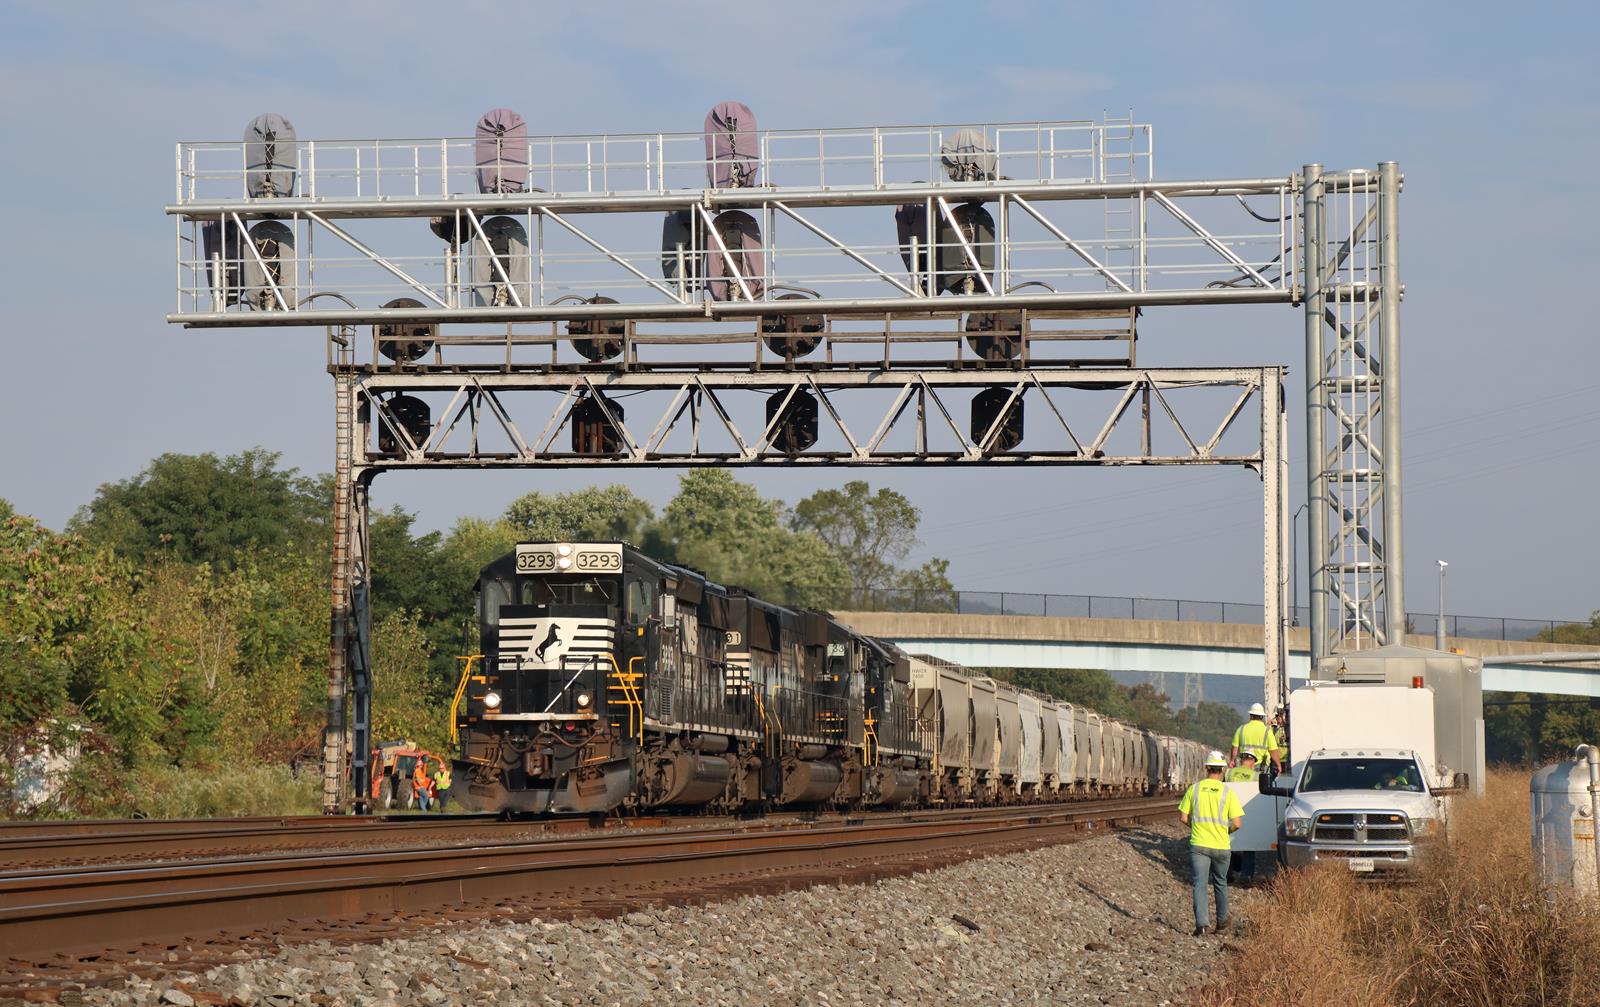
[519,576,619,607]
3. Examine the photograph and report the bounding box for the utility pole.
[1435,560,1449,650]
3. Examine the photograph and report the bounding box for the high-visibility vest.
[435,768,452,790]
[1232,719,1275,764]
[1226,765,1258,783]
[1179,779,1244,850]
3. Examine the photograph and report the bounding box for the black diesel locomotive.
[450,541,1206,815]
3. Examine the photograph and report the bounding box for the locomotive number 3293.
[515,551,555,572]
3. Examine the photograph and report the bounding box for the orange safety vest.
[413,763,431,790]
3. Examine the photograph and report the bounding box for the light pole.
[1435,560,1449,650]
[1290,503,1308,627]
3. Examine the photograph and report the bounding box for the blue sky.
[0,1,1595,620]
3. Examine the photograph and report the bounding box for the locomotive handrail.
[606,654,645,742]
[447,654,483,745]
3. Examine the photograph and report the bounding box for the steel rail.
[0,797,1157,865]
[0,797,1172,958]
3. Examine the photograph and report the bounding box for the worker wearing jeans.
[1179,751,1245,936]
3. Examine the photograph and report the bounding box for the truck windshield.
[1299,758,1423,793]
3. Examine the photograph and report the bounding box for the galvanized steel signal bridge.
[165,116,1404,813]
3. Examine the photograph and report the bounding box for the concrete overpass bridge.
[832,611,1600,701]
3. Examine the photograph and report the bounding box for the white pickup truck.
[1243,682,1468,876]
[1273,747,1456,874]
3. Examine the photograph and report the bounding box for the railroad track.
[0,797,1160,867]
[0,796,1172,963]
[0,812,642,868]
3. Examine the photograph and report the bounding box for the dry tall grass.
[1194,770,1600,1007]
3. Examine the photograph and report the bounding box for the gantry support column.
[324,373,373,815]
[348,472,373,814]
[1378,162,1405,644]
[323,374,356,813]
[1301,164,1330,663]
[1261,367,1287,713]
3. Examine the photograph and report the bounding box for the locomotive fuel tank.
[781,756,843,804]
[865,761,920,806]
[645,748,733,807]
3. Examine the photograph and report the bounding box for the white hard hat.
[1205,750,1227,768]
[1248,702,1266,717]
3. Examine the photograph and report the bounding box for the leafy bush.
[129,763,320,819]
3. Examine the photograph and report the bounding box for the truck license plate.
[1347,857,1376,873]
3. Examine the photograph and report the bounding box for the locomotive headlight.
[557,544,573,556]
[576,692,593,709]
[483,691,502,710]
[557,556,573,569]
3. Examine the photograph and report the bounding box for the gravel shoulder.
[77,822,1257,1007]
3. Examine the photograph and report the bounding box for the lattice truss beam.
[348,368,1280,471]
[167,120,1311,330]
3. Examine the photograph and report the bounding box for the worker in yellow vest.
[1224,752,1260,883]
[1225,751,1259,783]
[432,763,453,812]
[1179,751,1245,936]
[1230,703,1281,775]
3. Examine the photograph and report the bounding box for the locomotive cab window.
[626,579,657,625]
[479,580,514,629]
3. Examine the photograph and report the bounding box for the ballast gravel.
[78,822,1257,1007]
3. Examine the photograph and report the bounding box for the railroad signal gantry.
[166,111,1401,812]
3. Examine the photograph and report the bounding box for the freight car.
[450,541,1209,815]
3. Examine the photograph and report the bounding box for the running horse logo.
[534,623,562,662]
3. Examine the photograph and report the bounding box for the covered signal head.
[244,113,297,199]
[761,294,825,358]
[765,390,819,455]
[704,101,759,189]
[375,298,437,362]
[376,394,431,456]
[566,296,626,362]
[571,393,624,456]
[475,107,529,194]
[971,387,1024,454]
[964,310,1023,362]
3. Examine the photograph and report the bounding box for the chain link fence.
[777,587,1581,643]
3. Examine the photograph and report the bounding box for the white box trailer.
[1287,682,1438,780]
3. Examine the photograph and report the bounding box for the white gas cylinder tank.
[1530,746,1599,897]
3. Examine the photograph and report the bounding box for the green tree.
[1485,693,1600,765]
[1532,611,1600,646]
[367,506,468,689]
[657,470,848,604]
[0,514,172,812]
[70,449,327,568]
[985,668,1137,721]
[216,551,329,764]
[368,507,448,626]
[0,498,13,522]
[893,557,957,611]
[370,611,450,754]
[792,481,939,602]
[1174,701,1240,751]
[503,485,655,543]
[1128,682,1179,735]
